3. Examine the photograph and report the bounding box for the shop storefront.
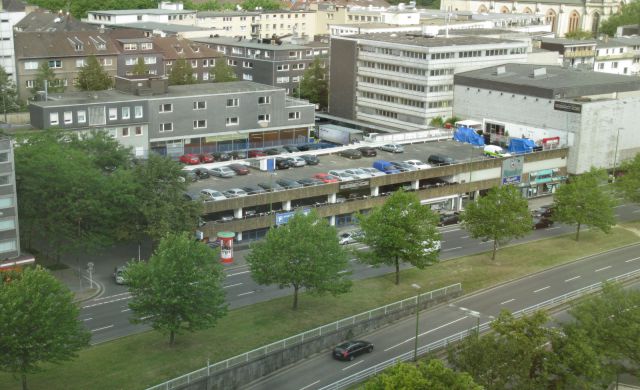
[522,169,566,198]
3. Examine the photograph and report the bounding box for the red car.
[313,173,339,183]
[248,150,267,158]
[199,153,214,163]
[227,163,250,175]
[179,154,200,165]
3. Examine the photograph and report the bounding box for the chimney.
[494,65,506,75]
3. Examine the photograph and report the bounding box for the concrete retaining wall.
[177,289,463,390]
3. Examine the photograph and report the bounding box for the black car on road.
[439,212,460,226]
[333,340,374,361]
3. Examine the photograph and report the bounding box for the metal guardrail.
[147,283,462,390]
[318,268,640,390]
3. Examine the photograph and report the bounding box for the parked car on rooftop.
[179,153,200,165]
[328,170,355,181]
[359,167,386,177]
[286,156,307,167]
[200,189,227,201]
[378,144,404,153]
[428,154,456,166]
[357,146,377,157]
[283,145,300,153]
[209,166,236,178]
[297,178,324,187]
[404,159,431,170]
[223,188,248,198]
[248,149,267,158]
[338,149,363,159]
[300,154,320,165]
[276,178,303,189]
[227,163,250,175]
[257,182,284,192]
[211,152,232,161]
[193,168,210,180]
[389,161,416,172]
[242,185,267,195]
[344,168,372,179]
[313,173,339,183]
[275,157,291,170]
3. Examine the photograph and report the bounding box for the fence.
[317,268,640,390]
[146,283,462,390]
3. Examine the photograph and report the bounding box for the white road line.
[442,246,462,252]
[595,266,612,272]
[461,235,469,239]
[83,317,93,321]
[223,283,243,289]
[82,296,131,309]
[342,360,364,371]
[614,205,625,208]
[545,226,562,230]
[367,265,374,268]
[533,286,550,293]
[91,292,131,301]
[564,276,581,282]
[338,270,349,274]
[121,308,130,313]
[298,380,320,390]
[91,325,114,333]
[227,270,251,277]
[500,298,515,305]
[238,291,255,297]
[479,241,492,245]
[441,228,461,233]
[384,316,467,351]
[625,257,640,263]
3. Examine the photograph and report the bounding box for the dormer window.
[175,46,183,53]
[75,44,83,51]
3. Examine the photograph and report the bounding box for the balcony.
[563,50,595,58]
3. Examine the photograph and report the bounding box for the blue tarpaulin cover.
[508,138,536,154]
[453,126,485,146]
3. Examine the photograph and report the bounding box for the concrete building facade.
[0,0,26,83]
[329,33,529,131]
[453,63,640,174]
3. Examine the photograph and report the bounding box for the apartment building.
[28,77,316,158]
[195,11,261,38]
[594,38,637,76]
[329,33,529,131]
[14,30,120,99]
[152,36,222,82]
[113,37,165,77]
[192,36,329,94]
[537,38,596,70]
[85,7,197,26]
[0,0,26,83]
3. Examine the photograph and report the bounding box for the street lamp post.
[412,283,421,361]
[612,128,621,181]
[454,306,486,339]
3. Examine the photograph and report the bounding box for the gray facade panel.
[328,38,357,120]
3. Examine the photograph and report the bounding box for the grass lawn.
[2,225,639,390]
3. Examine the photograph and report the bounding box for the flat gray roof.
[339,33,521,48]
[596,39,629,48]
[454,63,640,99]
[539,37,596,46]
[34,81,282,107]
[197,11,260,17]
[89,9,195,15]
[113,22,212,32]
[192,36,313,50]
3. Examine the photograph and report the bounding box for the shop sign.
[553,101,582,113]
[338,179,370,191]
[501,156,524,185]
[275,208,312,226]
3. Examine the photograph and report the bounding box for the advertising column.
[217,232,235,264]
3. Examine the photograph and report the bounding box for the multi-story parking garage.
[193,139,568,242]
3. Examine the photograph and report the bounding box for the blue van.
[373,160,401,174]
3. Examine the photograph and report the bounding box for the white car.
[328,170,355,181]
[359,167,386,177]
[344,168,372,179]
[378,143,404,153]
[209,166,237,178]
[404,159,432,170]
[200,189,227,201]
[223,188,248,198]
[484,145,512,158]
[287,156,307,167]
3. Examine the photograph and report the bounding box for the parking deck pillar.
[283,200,291,211]
[234,208,243,219]
[329,215,335,226]
[235,232,243,241]
[328,193,337,204]
[371,186,379,197]
[411,180,419,190]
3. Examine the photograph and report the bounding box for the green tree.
[564,29,595,39]
[31,62,64,97]
[552,168,616,241]
[461,185,532,260]
[0,266,90,390]
[429,116,444,127]
[246,210,351,309]
[364,360,482,390]
[77,55,112,91]
[168,58,195,85]
[601,0,640,37]
[126,232,227,345]
[297,57,328,110]
[616,153,640,203]
[132,57,149,76]
[356,189,441,285]
[67,130,133,172]
[0,65,23,117]
[27,0,157,18]
[241,0,282,10]
[566,283,640,376]
[210,58,237,82]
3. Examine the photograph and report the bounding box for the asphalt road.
[245,244,640,390]
[80,202,640,344]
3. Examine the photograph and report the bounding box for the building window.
[0,196,13,208]
[0,239,16,253]
[226,117,239,126]
[288,111,300,120]
[48,60,62,68]
[24,61,38,70]
[193,120,206,129]
[101,58,113,66]
[277,64,290,71]
[108,108,118,120]
[140,42,153,50]
[63,111,73,124]
[123,43,138,50]
[121,107,130,119]
[77,110,86,123]
[258,96,271,104]
[49,112,59,126]
[134,106,143,118]
[160,122,173,132]
[26,80,34,88]
[191,60,197,67]
[242,73,253,80]
[612,61,618,68]
[258,114,270,122]
[0,152,7,163]
[159,103,172,113]
[276,76,290,83]
[75,59,86,68]
[122,127,130,137]
[135,126,143,136]
[144,57,156,65]
[202,72,209,81]
[226,98,239,107]
[598,63,605,69]
[193,101,206,110]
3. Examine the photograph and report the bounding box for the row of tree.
[364,283,640,389]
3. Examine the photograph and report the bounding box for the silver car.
[344,168,372,179]
[404,159,432,170]
[378,143,404,153]
[209,166,237,178]
[328,169,355,181]
[200,189,227,201]
[223,188,248,198]
[359,167,386,177]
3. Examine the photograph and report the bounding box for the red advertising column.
[217,232,235,264]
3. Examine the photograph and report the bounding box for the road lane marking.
[461,235,469,239]
[533,286,550,293]
[238,291,255,297]
[479,241,492,245]
[367,265,374,268]
[564,276,581,282]
[227,270,251,277]
[91,292,131,301]
[91,325,114,333]
[121,309,130,313]
[441,228,460,233]
[545,227,561,230]
[342,360,364,371]
[83,317,93,321]
[299,380,320,390]
[614,205,625,208]
[625,257,640,263]
[384,316,467,351]
[595,266,612,272]
[338,270,349,274]
[83,296,131,309]
[442,246,462,252]
[500,298,515,305]
[223,283,243,289]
